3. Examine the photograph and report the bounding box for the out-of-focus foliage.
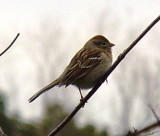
[0,94,109,136]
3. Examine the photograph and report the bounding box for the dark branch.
[125,127,137,136]
[125,122,160,136]
[0,33,20,56]
[48,15,160,136]
[128,105,160,135]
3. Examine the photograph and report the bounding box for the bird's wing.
[64,48,103,86]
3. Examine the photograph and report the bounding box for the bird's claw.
[106,79,108,84]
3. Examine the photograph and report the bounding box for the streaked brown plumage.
[28,35,115,103]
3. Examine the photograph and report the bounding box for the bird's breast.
[73,52,112,89]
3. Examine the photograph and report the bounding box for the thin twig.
[144,131,159,136]
[125,126,157,136]
[126,128,137,136]
[148,105,160,125]
[0,33,20,56]
[0,126,7,136]
[136,122,160,135]
[125,105,160,136]
[48,15,160,136]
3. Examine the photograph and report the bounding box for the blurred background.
[0,0,160,136]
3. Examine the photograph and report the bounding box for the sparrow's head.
[85,35,115,50]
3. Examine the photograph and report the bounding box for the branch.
[48,15,160,136]
[136,122,159,135]
[124,104,160,135]
[125,122,160,136]
[148,105,160,125]
[0,126,7,136]
[0,33,20,56]
[133,105,160,135]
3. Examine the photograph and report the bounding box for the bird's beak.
[109,42,115,47]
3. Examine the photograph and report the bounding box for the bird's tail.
[28,79,60,103]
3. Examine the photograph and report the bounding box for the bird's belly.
[73,62,111,89]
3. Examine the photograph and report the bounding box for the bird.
[28,35,115,103]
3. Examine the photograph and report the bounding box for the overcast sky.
[0,0,159,33]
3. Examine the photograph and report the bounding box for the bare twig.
[137,122,159,135]
[148,105,160,125]
[0,127,7,136]
[129,105,160,135]
[125,106,160,136]
[0,33,20,56]
[126,128,137,136]
[145,131,159,136]
[48,15,160,136]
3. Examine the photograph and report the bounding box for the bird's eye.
[101,42,106,46]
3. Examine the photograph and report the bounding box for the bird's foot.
[106,79,108,84]
[80,97,88,107]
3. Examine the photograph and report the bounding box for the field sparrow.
[29,35,115,103]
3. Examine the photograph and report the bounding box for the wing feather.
[64,48,103,86]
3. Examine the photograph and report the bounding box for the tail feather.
[28,80,60,103]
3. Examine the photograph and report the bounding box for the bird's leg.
[99,78,108,85]
[78,87,84,101]
[78,87,86,108]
